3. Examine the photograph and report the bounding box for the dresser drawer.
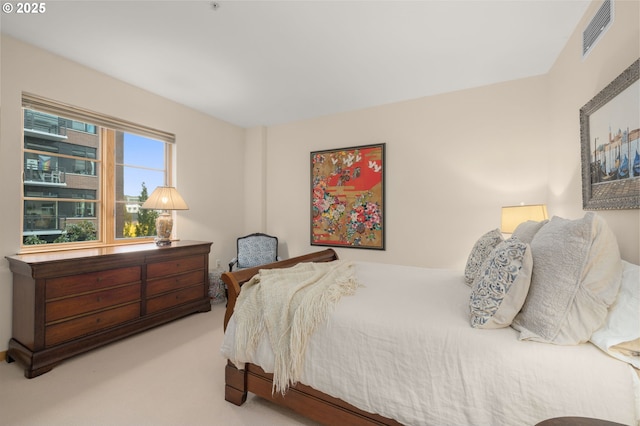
[46,266,141,299]
[146,270,204,297]
[45,303,140,347]
[147,255,204,279]
[46,284,141,323]
[7,240,211,377]
[146,286,205,315]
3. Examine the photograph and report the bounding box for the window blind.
[22,92,175,144]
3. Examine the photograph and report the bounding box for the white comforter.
[221,261,638,426]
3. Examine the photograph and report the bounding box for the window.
[21,94,174,250]
[114,132,168,239]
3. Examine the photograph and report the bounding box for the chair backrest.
[50,169,61,183]
[236,233,278,269]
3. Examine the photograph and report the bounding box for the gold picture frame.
[311,143,385,249]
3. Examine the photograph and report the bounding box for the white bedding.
[221,261,638,426]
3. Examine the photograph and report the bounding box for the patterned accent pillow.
[470,237,533,328]
[464,228,504,286]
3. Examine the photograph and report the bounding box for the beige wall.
[0,35,246,352]
[259,0,639,267]
[263,77,550,268]
[244,126,267,233]
[546,0,640,262]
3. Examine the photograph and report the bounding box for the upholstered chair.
[229,233,280,271]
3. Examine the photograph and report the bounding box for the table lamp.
[500,204,548,234]
[141,186,189,246]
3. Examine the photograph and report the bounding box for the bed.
[220,213,639,426]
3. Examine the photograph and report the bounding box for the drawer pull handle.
[96,296,102,303]
[96,318,101,324]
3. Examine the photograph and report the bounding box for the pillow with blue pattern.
[464,228,504,286]
[470,236,533,329]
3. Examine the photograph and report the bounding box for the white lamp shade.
[141,186,189,211]
[501,204,548,233]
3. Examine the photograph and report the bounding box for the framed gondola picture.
[311,143,385,250]
[580,58,639,210]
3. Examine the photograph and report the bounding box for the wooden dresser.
[5,240,212,378]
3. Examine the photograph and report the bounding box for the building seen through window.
[22,107,169,248]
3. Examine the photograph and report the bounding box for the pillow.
[512,219,548,244]
[511,213,622,345]
[590,260,640,368]
[464,228,504,286]
[469,237,533,329]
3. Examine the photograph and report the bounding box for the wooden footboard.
[221,248,401,426]
[225,361,401,426]
[222,248,340,331]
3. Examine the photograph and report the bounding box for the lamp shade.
[141,186,189,211]
[140,186,188,246]
[501,204,548,234]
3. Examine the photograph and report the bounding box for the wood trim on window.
[102,128,115,245]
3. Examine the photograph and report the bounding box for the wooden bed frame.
[221,248,402,426]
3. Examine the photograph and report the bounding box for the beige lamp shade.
[141,186,189,211]
[500,204,548,234]
[141,186,188,246]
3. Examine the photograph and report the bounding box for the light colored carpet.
[0,303,320,426]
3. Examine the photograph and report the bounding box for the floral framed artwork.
[311,143,385,249]
[580,59,639,210]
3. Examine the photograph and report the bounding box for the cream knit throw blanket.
[231,260,359,395]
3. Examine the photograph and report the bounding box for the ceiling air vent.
[583,0,613,57]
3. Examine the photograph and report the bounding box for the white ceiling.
[1,0,590,128]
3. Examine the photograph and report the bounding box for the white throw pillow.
[590,260,640,368]
[512,213,622,345]
[512,220,548,244]
[469,237,533,329]
[464,228,504,286]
